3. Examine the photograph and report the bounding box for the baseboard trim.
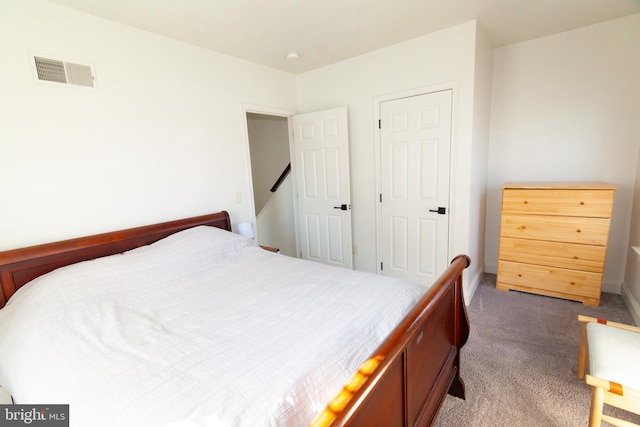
[602,280,622,294]
[621,283,640,326]
[465,264,485,306]
[485,263,497,275]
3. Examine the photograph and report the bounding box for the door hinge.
[380,262,383,271]
[379,193,382,203]
[378,119,381,129]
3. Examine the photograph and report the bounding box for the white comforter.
[0,226,425,427]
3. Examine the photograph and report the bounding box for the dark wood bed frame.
[0,211,470,427]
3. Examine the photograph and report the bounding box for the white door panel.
[293,107,353,269]
[304,213,322,261]
[380,90,452,285]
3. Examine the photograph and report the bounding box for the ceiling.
[50,0,640,74]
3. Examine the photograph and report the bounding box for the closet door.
[379,90,452,286]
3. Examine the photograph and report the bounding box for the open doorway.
[245,112,297,257]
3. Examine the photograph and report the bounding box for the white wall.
[484,14,640,294]
[296,21,488,296]
[0,0,297,250]
[466,24,494,296]
[256,175,297,257]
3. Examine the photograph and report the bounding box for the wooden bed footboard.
[311,255,471,427]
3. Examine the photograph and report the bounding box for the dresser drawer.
[500,214,611,245]
[497,260,602,299]
[499,237,606,273]
[502,189,615,217]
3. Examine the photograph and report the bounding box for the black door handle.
[334,204,349,211]
[429,207,446,215]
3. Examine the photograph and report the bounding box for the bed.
[0,211,470,426]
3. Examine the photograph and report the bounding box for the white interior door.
[379,90,452,285]
[292,107,353,269]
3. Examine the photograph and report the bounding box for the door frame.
[373,81,460,275]
[241,103,301,257]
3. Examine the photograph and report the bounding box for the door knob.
[429,207,446,214]
[334,204,349,211]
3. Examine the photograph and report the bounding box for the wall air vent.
[33,56,96,88]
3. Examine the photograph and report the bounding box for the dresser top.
[503,182,617,190]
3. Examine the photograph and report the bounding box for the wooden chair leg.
[578,322,588,380]
[589,386,605,427]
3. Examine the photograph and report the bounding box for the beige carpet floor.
[434,274,640,427]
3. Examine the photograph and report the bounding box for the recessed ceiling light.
[286,52,300,61]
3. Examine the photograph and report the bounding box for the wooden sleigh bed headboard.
[0,211,231,308]
[0,210,470,427]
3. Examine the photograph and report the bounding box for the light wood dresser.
[496,182,616,306]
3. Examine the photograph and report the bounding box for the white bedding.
[0,226,425,427]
